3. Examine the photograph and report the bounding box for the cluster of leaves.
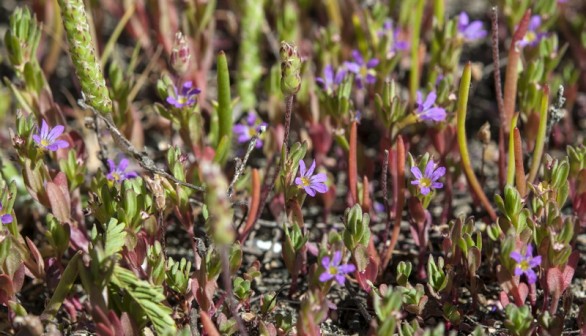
[0,0,585,335]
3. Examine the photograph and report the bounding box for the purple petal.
[47,125,65,141]
[52,140,69,150]
[422,107,447,122]
[514,266,524,276]
[365,73,377,85]
[530,255,542,268]
[294,177,304,187]
[311,183,328,194]
[420,186,430,195]
[366,58,379,68]
[118,158,129,171]
[411,166,423,179]
[416,91,424,107]
[526,269,537,284]
[334,69,347,84]
[319,272,335,283]
[316,77,326,88]
[332,251,342,265]
[107,159,117,172]
[323,65,334,83]
[321,256,331,269]
[40,120,49,137]
[166,96,179,106]
[124,172,138,179]
[345,62,361,74]
[431,182,443,189]
[351,50,364,65]
[525,245,534,257]
[529,16,541,31]
[1,214,13,224]
[298,160,307,176]
[510,251,523,263]
[304,186,316,197]
[458,12,470,28]
[423,92,437,110]
[431,167,446,181]
[463,22,487,40]
[307,160,317,176]
[335,274,346,285]
[424,160,435,178]
[393,40,409,51]
[246,113,257,126]
[310,173,327,183]
[338,264,356,274]
[32,134,42,145]
[411,180,421,186]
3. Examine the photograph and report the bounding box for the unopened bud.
[279,41,302,95]
[477,122,491,145]
[170,32,191,75]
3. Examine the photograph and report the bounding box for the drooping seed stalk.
[457,63,497,221]
[57,0,112,114]
[382,136,405,270]
[349,120,358,204]
[527,86,550,184]
[491,7,507,190]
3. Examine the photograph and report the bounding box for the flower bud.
[170,32,191,75]
[280,41,302,95]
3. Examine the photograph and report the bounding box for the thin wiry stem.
[527,86,550,184]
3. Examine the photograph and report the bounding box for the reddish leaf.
[46,181,71,223]
[562,251,579,291]
[546,267,562,298]
[499,290,510,307]
[518,282,529,303]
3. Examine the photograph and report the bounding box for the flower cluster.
[380,19,409,54]
[319,251,356,285]
[33,120,69,151]
[295,160,328,197]
[166,81,201,108]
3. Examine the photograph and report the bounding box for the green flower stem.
[506,114,519,186]
[433,0,445,27]
[237,0,264,111]
[457,63,497,221]
[527,86,549,184]
[409,0,425,105]
[57,0,112,114]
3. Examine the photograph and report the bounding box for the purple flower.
[510,245,542,284]
[516,16,546,49]
[107,157,138,182]
[295,160,328,197]
[415,91,447,122]
[233,113,267,148]
[316,65,346,94]
[380,20,409,53]
[166,81,201,108]
[411,159,445,195]
[319,251,356,285]
[457,12,487,41]
[32,120,69,151]
[345,50,379,89]
[0,202,13,225]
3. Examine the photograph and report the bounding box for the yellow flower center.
[300,177,311,187]
[40,139,49,147]
[177,96,187,104]
[111,172,121,181]
[329,266,338,275]
[520,260,530,271]
[525,32,536,43]
[248,127,256,137]
[419,177,431,188]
